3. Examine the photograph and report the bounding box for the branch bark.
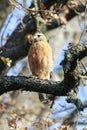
[0,76,64,96]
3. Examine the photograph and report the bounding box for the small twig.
[9,0,35,13]
[50,96,55,108]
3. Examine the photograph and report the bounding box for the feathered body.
[28,32,53,102]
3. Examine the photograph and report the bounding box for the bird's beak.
[33,35,37,42]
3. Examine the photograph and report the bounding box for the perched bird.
[28,32,53,103]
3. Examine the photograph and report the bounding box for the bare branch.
[0,76,65,96]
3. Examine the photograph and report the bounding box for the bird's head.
[33,32,47,42]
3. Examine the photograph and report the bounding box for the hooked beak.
[33,35,38,42]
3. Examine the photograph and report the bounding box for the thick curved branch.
[62,43,87,74]
[62,43,87,91]
[0,76,65,96]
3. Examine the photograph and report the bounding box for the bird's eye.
[38,35,40,37]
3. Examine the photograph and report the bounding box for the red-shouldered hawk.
[28,32,53,102]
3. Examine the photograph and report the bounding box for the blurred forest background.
[0,0,87,130]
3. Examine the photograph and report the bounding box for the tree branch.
[0,76,65,96]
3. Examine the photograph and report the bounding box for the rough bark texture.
[0,76,64,96]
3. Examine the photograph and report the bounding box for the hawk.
[28,32,53,102]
